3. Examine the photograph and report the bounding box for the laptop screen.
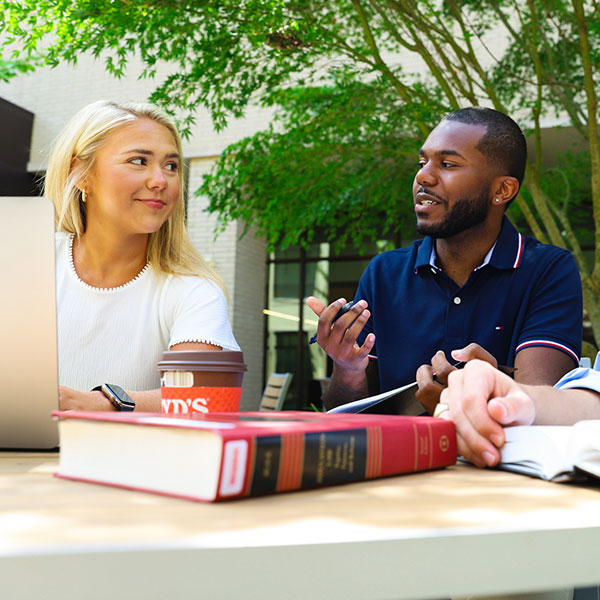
[0,196,59,448]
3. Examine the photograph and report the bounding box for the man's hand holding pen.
[305,297,375,376]
[306,298,513,416]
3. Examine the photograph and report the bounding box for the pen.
[309,300,356,345]
[309,301,378,361]
[432,361,516,385]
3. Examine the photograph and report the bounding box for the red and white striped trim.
[513,233,523,268]
[516,340,579,363]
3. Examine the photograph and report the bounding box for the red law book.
[53,410,457,502]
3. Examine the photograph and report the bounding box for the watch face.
[103,384,135,411]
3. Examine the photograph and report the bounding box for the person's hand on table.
[437,359,535,467]
[305,296,375,376]
[59,386,116,411]
[415,343,498,414]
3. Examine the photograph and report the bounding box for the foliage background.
[1,0,598,348]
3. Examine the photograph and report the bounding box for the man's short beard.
[416,190,491,238]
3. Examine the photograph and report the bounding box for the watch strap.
[92,384,135,411]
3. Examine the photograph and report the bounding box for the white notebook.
[498,420,600,482]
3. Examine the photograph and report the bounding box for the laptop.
[0,196,59,448]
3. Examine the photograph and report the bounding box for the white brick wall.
[231,222,268,410]
[0,52,274,171]
[187,159,266,410]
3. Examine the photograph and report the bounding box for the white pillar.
[187,158,266,410]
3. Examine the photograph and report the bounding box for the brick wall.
[187,159,266,410]
[0,53,274,172]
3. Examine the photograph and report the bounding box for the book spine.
[216,419,456,499]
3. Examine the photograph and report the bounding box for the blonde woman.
[45,100,239,412]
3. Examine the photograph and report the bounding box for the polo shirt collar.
[488,216,524,269]
[414,216,524,273]
[415,235,436,271]
[429,242,496,272]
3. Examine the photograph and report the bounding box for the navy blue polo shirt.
[354,217,582,393]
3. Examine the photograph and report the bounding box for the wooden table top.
[1,452,600,599]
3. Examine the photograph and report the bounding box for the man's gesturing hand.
[306,296,375,375]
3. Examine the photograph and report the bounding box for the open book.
[498,420,600,482]
[327,381,425,415]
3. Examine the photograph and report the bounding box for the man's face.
[413,120,495,238]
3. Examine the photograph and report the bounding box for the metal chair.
[260,372,293,411]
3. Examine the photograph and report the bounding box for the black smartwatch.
[92,383,135,411]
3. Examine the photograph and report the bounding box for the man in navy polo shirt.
[307,107,582,413]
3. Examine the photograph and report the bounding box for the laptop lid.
[0,196,59,448]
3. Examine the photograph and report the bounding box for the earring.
[81,190,87,203]
[495,198,501,203]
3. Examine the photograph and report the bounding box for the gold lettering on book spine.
[427,423,433,469]
[439,435,450,452]
[316,433,326,483]
[413,423,419,471]
[262,450,273,478]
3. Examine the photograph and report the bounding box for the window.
[264,238,394,409]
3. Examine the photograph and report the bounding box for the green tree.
[1,0,599,348]
[202,74,431,250]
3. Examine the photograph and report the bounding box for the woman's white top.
[56,232,240,391]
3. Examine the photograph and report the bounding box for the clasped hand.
[439,360,535,467]
[415,343,499,414]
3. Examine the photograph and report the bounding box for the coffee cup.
[157,350,247,414]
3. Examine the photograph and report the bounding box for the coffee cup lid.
[157,350,247,373]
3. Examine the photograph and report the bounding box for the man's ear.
[492,176,520,206]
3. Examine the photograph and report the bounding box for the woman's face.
[84,118,180,237]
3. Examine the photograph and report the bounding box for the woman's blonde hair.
[44,99,225,288]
